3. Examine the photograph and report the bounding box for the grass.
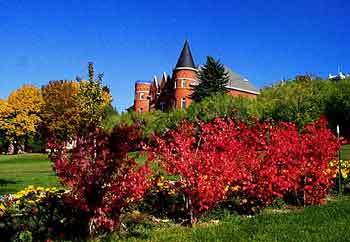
[1,152,350,241]
[341,144,350,160]
[103,196,350,242]
[0,153,59,195]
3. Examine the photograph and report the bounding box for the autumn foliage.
[151,117,340,220]
[49,125,151,233]
[50,115,340,231]
[41,80,81,141]
[0,84,43,153]
[41,79,111,142]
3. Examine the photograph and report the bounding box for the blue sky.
[0,0,349,111]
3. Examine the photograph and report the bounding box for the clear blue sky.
[0,0,349,111]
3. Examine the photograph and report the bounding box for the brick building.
[133,41,260,113]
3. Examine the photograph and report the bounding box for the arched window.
[181,79,187,88]
[181,98,186,109]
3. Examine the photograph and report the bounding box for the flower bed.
[0,186,88,241]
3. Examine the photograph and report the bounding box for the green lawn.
[341,144,350,160]
[107,196,350,242]
[0,153,59,195]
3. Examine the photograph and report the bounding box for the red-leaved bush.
[151,117,340,221]
[150,120,248,222]
[300,120,340,205]
[49,125,152,233]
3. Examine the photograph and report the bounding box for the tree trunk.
[13,143,19,155]
[7,141,15,155]
[185,195,195,226]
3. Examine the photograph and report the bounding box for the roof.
[175,40,196,69]
[135,80,152,85]
[225,67,260,94]
[195,65,259,94]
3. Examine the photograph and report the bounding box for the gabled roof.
[175,40,196,69]
[195,65,259,94]
[225,67,260,94]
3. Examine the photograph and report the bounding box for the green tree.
[257,78,345,130]
[78,76,105,128]
[77,62,112,131]
[191,56,230,102]
[325,78,350,136]
[187,93,259,123]
[258,80,325,129]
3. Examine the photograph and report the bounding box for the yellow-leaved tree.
[41,63,112,144]
[0,84,43,154]
[41,80,81,141]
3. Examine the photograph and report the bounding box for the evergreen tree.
[191,56,230,102]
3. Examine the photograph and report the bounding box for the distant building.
[133,41,260,113]
[328,71,350,81]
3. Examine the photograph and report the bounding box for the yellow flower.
[168,190,176,196]
[13,185,60,204]
[27,200,35,205]
[231,185,240,192]
[126,197,134,203]
[0,203,6,216]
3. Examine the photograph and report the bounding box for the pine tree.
[191,56,230,102]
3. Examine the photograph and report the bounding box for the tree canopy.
[191,56,230,102]
[41,75,112,141]
[77,73,112,130]
[258,78,350,136]
[0,84,43,153]
[41,80,81,141]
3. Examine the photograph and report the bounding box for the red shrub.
[236,121,304,205]
[151,117,340,220]
[49,126,152,233]
[300,118,339,205]
[150,120,243,222]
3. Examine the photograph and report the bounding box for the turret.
[173,40,198,109]
[134,80,152,113]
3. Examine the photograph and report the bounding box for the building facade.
[134,41,260,113]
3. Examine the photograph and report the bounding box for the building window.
[138,108,143,113]
[174,81,177,88]
[160,102,165,111]
[140,92,145,100]
[181,98,186,109]
[181,79,186,88]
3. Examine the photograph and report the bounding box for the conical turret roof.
[175,40,196,69]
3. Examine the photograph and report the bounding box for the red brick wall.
[174,68,197,109]
[133,70,258,112]
[228,89,258,99]
[134,83,151,113]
